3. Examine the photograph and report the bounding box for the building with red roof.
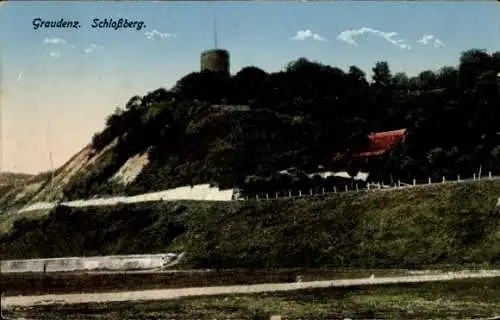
[352,129,407,158]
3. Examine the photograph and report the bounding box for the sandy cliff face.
[0,138,151,210]
[109,150,150,186]
[0,145,95,210]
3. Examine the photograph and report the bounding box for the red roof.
[352,129,407,157]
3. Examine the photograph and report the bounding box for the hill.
[0,48,499,267]
[0,172,33,186]
[0,172,33,197]
[1,180,500,269]
[1,48,499,212]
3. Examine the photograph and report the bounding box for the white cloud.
[417,34,445,48]
[44,37,67,45]
[14,71,23,84]
[291,30,326,41]
[84,44,104,54]
[49,50,62,58]
[337,27,411,50]
[434,39,445,47]
[144,30,177,40]
[43,37,74,58]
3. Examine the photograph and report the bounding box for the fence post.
[367,183,370,190]
[345,185,348,192]
[288,190,292,198]
[334,186,337,193]
[489,172,492,179]
[309,189,313,196]
[473,173,476,181]
[256,195,259,200]
[356,184,359,191]
[457,175,460,182]
[413,179,416,186]
[378,183,381,189]
[398,180,401,187]
[275,192,278,199]
[299,190,302,197]
[322,188,325,194]
[442,176,445,183]
[266,193,269,200]
[428,177,431,185]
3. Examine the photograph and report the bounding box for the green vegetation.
[2,180,500,269]
[7,278,500,319]
[53,49,500,200]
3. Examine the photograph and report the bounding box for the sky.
[1,1,499,174]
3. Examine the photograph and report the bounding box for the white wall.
[18,184,235,213]
[0,253,182,273]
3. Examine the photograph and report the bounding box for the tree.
[231,66,269,105]
[436,66,458,90]
[393,72,410,92]
[372,61,392,86]
[142,88,172,107]
[370,61,394,131]
[125,95,142,110]
[458,49,493,90]
[416,70,437,90]
[174,71,231,103]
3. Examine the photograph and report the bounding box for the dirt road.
[4,269,500,308]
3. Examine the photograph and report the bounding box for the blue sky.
[1,1,499,174]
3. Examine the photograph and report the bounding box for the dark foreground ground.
[5,278,500,319]
[1,268,432,296]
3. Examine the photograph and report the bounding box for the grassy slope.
[1,180,500,269]
[8,278,500,319]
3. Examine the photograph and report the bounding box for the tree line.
[69,48,500,198]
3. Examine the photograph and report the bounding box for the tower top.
[213,17,218,49]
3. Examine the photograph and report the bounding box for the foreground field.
[5,268,498,296]
[1,268,415,296]
[5,277,500,319]
[4,271,500,308]
[3,267,481,296]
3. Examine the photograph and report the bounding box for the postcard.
[1,1,500,319]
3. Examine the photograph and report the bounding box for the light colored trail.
[4,269,500,308]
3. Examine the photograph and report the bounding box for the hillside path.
[4,269,500,308]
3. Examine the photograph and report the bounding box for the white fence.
[245,170,500,201]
